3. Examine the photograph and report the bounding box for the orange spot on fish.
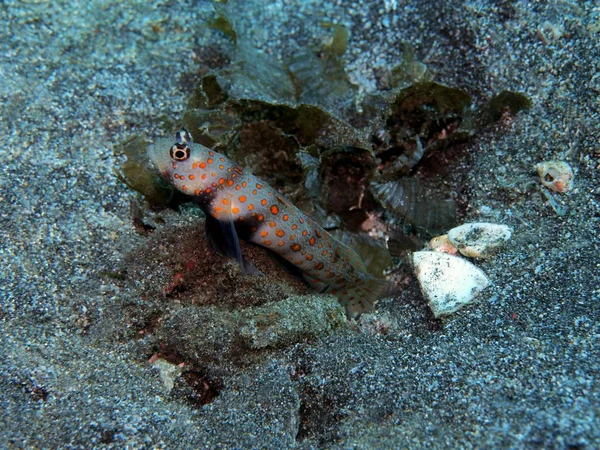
[200,162,206,169]
[305,254,313,261]
[261,199,267,206]
[290,234,296,240]
[276,229,285,237]
[222,198,229,205]
[248,204,255,211]
[232,207,240,214]
[207,158,213,164]
[269,221,276,228]
[314,262,324,270]
[188,174,195,180]
[290,243,301,252]
[278,241,285,246]
[302,230,308,236]
[252,189,258,195]
[235,185,241,190]
[260,231,268,237]
[192,163,198,169]
[201,174,207,180]
[270,205,279,215]
[205,188,211,194]
[219,178,225,184]
[182,185,188,191]
[227,180,234,186]
[220,157,225,162]
[291,224,298,230]
[242,181,247,187]
[257,214,264,221]
[263,240,272,246]
[282,214,289,221]
[195,189,201,195]
[256,183,262,189]
[239,195,247,203]
[309,237,316,246]
[219,165,225,170]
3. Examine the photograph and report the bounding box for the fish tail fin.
[333,278,393,319]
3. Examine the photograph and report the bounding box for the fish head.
[148,130,213,196]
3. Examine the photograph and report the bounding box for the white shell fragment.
[412,251,490,318]
[535,160,574,193]
[447,222,512,259]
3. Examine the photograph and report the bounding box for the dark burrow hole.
[296,385,343,446]
[151,348,222,408]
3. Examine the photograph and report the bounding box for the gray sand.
[1,0,598,448]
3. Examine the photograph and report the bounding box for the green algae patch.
[322,23,350,57]
[378,82,474,179]
[390,82,472,121]
[389,44,431,87]
[114,136,182,208]
[209,13,237,43]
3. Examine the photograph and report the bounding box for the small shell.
[535,160,574,193]
[429,234,458,255]
[412,251,490,318]
[447,222,512,259]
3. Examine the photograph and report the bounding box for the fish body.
[148,130,390,318]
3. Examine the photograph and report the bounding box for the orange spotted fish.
[148,130,390,318]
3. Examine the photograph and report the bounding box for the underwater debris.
[319,146,377,218]
[475,91,532,129]
[447,222,512,259]
[412,251,490,318]
[150,357,183,394]
[535,160,574,193]
[378,82,473,178]
[428,234,458,255]
[372,179,457,235]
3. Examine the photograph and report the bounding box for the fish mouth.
[147,137,174,174]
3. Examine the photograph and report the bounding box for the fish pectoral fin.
[204,212,262,276]
[302,274,329,293]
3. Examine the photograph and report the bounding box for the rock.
[238,295,346,349]
[535,160,574,193]
[412,251,490,317]
[447,222,512,259]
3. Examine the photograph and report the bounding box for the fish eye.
[170,144,190,161]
